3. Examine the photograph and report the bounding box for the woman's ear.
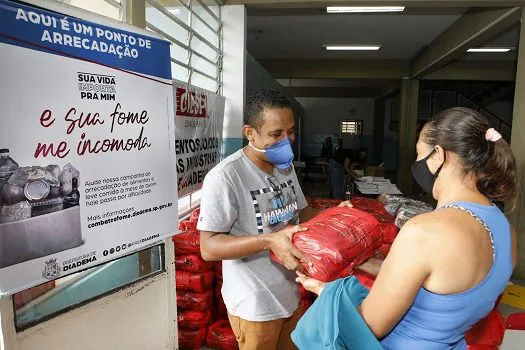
[429,145,446,173]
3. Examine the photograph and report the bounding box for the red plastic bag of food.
[177,290,213,312]
[175,254,214,273]
[207,320,239,350]
[190,208,200,222]
[355,271,377,290]
[351,197,386,213]
[176,270,214,293]
[352,197,395,224]
[179,220,198,232]
[374,243,392,260]
[310,198,341,210]
[505,312,525,330]
[178,310,213,330]
[467,346,498,350]
[379,223,399,244]
[173,231,201,255]
[298,284,313,301]
[465,308,505,346]
[299,298,313,312]
[178,327,208,349]
[272,207,382,282]
[215,281,228,320]
[214,262,223,279]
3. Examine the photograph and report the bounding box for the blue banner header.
[0,0,172,80]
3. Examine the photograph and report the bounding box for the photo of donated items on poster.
[0,152,82,268]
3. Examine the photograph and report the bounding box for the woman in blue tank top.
[296,107,518,349]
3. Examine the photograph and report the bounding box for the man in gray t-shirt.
[197,89,351,350]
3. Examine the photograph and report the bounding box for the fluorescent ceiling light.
[467,47,512,53]
[327,6,405,13]
[324,45,381,51]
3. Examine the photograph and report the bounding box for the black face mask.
[410,149,444,195]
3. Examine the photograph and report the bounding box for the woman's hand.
[296,271,326,296]
[338,200,353,208]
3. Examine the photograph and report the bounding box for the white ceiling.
[247,8,520,62]
[247,11,463,59]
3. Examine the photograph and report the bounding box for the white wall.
[296,97,375,157]
[222,5,247,157]
[1,274,175,350]
[0,238,178,350]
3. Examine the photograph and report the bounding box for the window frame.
[340,120,364,136]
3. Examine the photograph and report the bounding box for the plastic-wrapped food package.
[394,203,433,229]
[381,195,434,216]
[173,231,201,256]
[394,208,413,229]
[175,254,214,273]
[299,298,313,312]
[298,284,313,301]
[310,197,341,210]
[271,207,382,282]
[190,207,200,222]
[177,290,214,312]
[178,327,208,349]
[176,270,214,293]
[215,281,228,320]
[178,310,212,330]
[355,271,376,290]
[379,223,399,244]
[352,197,387,214]
[214,262,222,279]
[465,308,505,347]
[179,220,198,232]
[207,320,239,350]
[374,244,392,260]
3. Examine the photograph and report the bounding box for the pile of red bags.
[210,263,238,350]
[207,320,238,350]
[174,208,238,349]
[174,208,215,349]
[178,328,208,350]
[272,207,382,282]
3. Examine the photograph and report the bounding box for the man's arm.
[200,225,311,271]
[344,158,361,181]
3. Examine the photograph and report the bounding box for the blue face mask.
[250,137,294,169]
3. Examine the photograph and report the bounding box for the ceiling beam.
[259,59,409,80]
[284,86,383,98]
[411,7,521,79]
[225,0,525,7]
[425,60,517,81]
[258,58,516,81]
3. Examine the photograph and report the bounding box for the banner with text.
[174,81,225,197]
[0,0,177,294]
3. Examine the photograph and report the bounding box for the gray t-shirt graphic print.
[197,149,308,321]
